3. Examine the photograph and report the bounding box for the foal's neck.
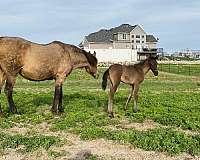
[142,61,150,75]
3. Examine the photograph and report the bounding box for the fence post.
[189,65,190,76]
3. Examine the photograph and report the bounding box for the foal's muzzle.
[93,73,99,79]
[153,70,158,76]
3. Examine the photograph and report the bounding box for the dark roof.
[146,35,158,42]
[86,24,136,43]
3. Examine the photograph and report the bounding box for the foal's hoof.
[109,112,114,118]
[133,109,138,113]
[0,112,4,117]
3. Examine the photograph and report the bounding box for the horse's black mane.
[82,50,97,66]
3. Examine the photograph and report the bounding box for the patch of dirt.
[113,118,200,136]
[0,122,199,160]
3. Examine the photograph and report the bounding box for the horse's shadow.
[29,92,107,112]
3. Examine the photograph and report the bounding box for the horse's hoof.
[133,109,138,113]
[11,110,18,114]
[58,108,64,113]
[51,108,57,114]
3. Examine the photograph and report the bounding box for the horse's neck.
[71,54,89,69]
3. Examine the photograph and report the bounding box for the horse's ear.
[93,51,96,57]
[88,51,91,54]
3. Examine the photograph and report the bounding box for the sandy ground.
[0,120,199,160]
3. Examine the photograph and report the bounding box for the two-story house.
[79,24,159,62]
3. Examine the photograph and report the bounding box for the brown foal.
[102,56,158,118]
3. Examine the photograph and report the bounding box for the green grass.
[0,132,62,152]
[0,68,199,156]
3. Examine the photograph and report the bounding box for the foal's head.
[84,51,99,79]
[147,55,159,76]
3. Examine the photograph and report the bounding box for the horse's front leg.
[4,78,18,114]
[51,80,62,114]
[133,84,139,113]
[58,86,64,113]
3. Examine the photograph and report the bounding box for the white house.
[79,24,159,62]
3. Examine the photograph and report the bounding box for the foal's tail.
[102,68,109,90]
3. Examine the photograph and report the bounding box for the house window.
[136,35,140,38]
[132,35,134,38]
[136,40,140,43]
[132,45,135,49]
[132,40,134,43]
[142,35,144,38]
[142,41,144,43]
[123,34,126,39]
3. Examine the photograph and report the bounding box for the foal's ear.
[93,51,96,57]
[88,51,91,54]
[155,55,159,59]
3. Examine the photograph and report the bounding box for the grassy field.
[0,67,200,159]
[158,63,200,76]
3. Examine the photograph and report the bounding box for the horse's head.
[85,51,99,79]
[147,55,159,76]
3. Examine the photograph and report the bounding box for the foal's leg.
[124,85,134,111]
[108,84,119,118]
[133,84,139,113]
[4,77,17,114]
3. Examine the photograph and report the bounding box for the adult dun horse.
[102,56,158,118]
[0,37,98,115]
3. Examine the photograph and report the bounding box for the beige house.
[80,24,159,62]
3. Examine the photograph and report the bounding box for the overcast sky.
[0,0,199,52]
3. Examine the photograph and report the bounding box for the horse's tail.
[102,68,109,90]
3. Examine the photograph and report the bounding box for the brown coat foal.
[102,56,158,118]
[0,37,98,115]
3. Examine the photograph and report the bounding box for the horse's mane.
[53,41,97,66]
[82,50,97,66]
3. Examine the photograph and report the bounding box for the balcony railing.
[138,48,163,54]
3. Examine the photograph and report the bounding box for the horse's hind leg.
[0,70,6,115]
[4,76,17,114]
[124,85,134,111]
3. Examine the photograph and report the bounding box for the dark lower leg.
[58,86,64,112]
[51,85,61,113]
[124,86,134,111]
[5,81,17,114]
